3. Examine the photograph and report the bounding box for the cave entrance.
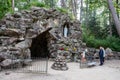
[30,31,50,58]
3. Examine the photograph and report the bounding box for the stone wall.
[86,48,120,60]
[0,7,83,69]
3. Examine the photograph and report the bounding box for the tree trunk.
[116,0,119,18]
[107,0,120,37]
[61,0,66,8]
[80,0,83,22]
[50,0,54,8]
[73,0,77,19]
[12,0,14,13]
[85,0,89,27]
[70,0,77,19]
[70,0,74,17]
[109,12,112,36]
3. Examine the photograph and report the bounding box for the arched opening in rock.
[30,31,50,58]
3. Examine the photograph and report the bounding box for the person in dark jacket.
[99,47,104,66]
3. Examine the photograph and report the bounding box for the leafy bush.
[56,7,68,14]
[55,7,74,19]
[30,2,49,8]
[83,33,120,51]
[69,13,75,20]
[0,0,11,19]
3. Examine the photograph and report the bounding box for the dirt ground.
[0,60,120,80]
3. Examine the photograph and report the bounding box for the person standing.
[81,51,86,62]
[99,47,104,66]
[81,48,88,62]
[102,47,106,63]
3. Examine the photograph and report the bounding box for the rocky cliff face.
[0,7,83,69]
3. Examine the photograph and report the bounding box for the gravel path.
[0,60,120,80]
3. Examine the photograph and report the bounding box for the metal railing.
[2,57,48,74]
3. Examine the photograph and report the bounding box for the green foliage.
[56,7,68,13]
[16,1,51,11]
[56,7,74,20]
[30,0,57,8]
[16,2,31,10]
[83,32,120,51]
[30,2,49,8]
[0,0,12,19]
[43,0,56,8]
[83,0,120,38]
[69,13,75,20]
[87,17,102,37]
[111,23,119,37]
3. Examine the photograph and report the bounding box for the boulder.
[0,59,12,67]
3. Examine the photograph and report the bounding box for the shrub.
[56,7,68,14]
[30,2,49,8]
[82,33,120,51]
